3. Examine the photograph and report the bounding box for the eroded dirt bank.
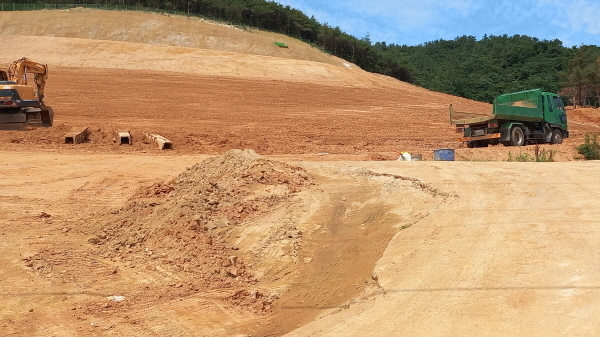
[0,150,447,336]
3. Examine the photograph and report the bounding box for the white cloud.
[538,0,600,35]
[340,0,479,30]
[275,0,599,46]
[274,0,483,44]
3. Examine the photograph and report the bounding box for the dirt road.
[2,150,599,336]
[285,160,600,336]
[0,150,442,336]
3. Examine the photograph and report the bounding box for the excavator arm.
[7,57,48,103]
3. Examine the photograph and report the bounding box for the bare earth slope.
[1,9,596,160]
[0,9,337,64]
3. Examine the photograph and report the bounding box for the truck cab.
[542,93,567,127]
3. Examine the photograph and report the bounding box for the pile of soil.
[85,149,313,308]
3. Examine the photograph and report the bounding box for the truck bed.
[450,104,544,125]
[449,105,495,125]
[451,114,496,125]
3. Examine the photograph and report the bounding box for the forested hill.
[8,0,597,103]
[391,35,574,103]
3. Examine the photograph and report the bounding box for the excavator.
[0,57,54,129]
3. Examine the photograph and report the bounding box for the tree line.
[559,45,600,107]
[7,0,600,104]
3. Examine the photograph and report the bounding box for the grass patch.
[507,144,556,162]
[576,132,600,160]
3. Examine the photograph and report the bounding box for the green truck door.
[554,96,567,125]
[543,95,560,124]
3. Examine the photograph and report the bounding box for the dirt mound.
[0,123,71,145]
[174,148,312,195]
[568,108,600,132]
[75,149,313,308]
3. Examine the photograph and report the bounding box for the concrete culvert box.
[116,131,132,145]
[64,127,89,145]
[144,132,173,150]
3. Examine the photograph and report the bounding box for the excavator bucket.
[40,106,54,127]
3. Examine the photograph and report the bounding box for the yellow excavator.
[0,57,54,129]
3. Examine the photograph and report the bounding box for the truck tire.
[551,129,563,144]
[509,126,525,146]
[467,141,475,148]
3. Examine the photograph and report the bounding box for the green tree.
[561,45,600,107]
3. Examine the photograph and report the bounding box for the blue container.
[433,148,455,161]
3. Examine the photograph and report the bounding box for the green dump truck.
[450,89,568,147]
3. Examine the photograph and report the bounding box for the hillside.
[0,8,502,160]
[0,10,595,158]
[0,8,338,64]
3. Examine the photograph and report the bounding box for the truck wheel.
[509,126,525,146]
[467,141,475,148]
[551,129,563,144]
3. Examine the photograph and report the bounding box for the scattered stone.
[202,236,213,245]
[87,237,102,245]
[107,295,125,302]
[226,267,239,277]
[37,212,51,218]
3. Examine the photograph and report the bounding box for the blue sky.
[275,0,600,47]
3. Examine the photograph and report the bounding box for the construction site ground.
[1,8,600,337]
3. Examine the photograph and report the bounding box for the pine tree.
[561,46,600,107]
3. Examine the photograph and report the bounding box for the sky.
[274,0,600,47]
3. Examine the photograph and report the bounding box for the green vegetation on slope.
[388,35,573,103]
[4,0,600,104]
[560,45,600,106]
